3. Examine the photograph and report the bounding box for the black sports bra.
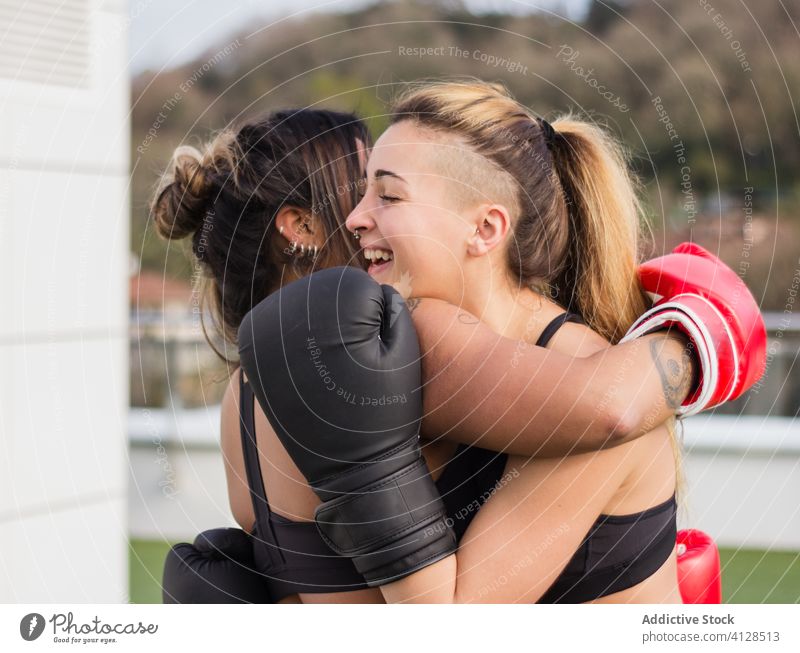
[239,312,676,602]
[239,374,507,599]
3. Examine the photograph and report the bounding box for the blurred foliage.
[131,0,800,309]
[130,337,229,408]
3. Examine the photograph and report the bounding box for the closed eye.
[379,194,401,203]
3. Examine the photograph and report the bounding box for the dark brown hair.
[151,108,371,362]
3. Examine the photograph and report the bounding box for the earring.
[287,241,321,260]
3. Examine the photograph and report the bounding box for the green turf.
[129,538,177,604]
[719,548,800,603]
[128,539,800,604]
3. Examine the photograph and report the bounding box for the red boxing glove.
[676,529,722,604]
[621,242,767,417]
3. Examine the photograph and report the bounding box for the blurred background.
[2,0,798,604]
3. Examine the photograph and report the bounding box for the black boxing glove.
[238,266,455,586]
[161,528,273,603]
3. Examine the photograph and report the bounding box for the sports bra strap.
[536,312,584,349]
[238,371,273,524]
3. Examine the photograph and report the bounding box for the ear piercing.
[286,240,319,260]
[279,225,319,260]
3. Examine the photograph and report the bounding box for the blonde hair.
[391,79,683,496]
[390,79,650,343]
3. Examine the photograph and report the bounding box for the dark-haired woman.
[153,106,700,603]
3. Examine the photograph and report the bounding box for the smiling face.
[345,120,515,302]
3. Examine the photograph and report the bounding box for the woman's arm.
[411,298,693,458]
[381,437,647,603]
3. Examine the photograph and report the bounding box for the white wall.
[678,415,800,551]
[0,0,130,602]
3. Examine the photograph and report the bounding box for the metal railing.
[129,311,799,417]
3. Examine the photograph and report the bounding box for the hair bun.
[153,145,213,240]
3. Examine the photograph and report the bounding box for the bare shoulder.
[548,316,676,506]
[404,297,493,367]
[548,318,610,359]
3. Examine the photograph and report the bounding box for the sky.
[129,0,591,74]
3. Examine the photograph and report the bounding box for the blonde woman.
[239,81,762,603]
[158,106,696,604]
[339,80,682,602]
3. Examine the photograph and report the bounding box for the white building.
[0,0,130,602]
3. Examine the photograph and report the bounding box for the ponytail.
[550,118,683,497]
[548,117,650,343]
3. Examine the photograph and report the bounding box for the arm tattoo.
[405,297,422,314]
[649,336,694,410]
